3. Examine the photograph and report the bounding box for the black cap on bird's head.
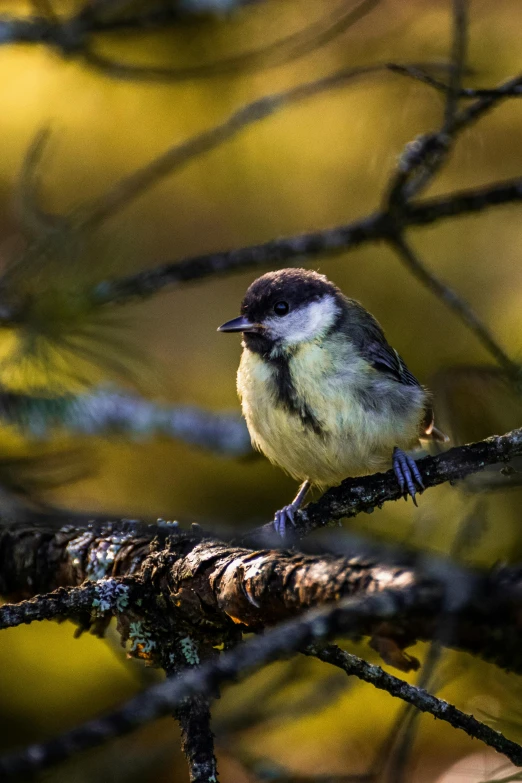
[218,268,342,353]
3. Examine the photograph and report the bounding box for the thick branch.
[2,581,522,779]
[2,430,522,779]
[2,478,522,676]
[0,586,444,779]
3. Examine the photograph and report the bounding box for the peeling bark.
[2,517,522,674]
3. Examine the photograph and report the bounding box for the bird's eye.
[273,301,289,316]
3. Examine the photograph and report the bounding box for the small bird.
[218,268,447,535]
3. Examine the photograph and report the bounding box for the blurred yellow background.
[1,1,522,781]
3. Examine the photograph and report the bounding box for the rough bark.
[1,514,522,675]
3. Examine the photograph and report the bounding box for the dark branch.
[0,586,454,778]
[390,234,518,382]
[0,583,99,629]
[246,426,522,543]
[163,640,220,783]
[89,175,522,305]
[444,0,468,127]
[304,643,522,767]
[2,473,522,674]
[387,69,522,207]
[82,0,382,82]
[0,1,381,82]
[3,578,522,779]
[77,62,409,229]
[388,63,522,99]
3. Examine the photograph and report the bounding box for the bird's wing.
[348,306,448,442]
[366,342,448,441]
[344,300,420,387]
[366,342,420,387]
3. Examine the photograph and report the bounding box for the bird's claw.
[392,447,424,506]
[274,503,297,537]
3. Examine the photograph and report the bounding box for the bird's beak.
[217,315,261,333]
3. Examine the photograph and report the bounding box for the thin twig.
[384,643,445,783]
[304,643,519,769]
[81,65,522,229]
[444,0,468,129]
[388,63,522,98]
[83,0,382,82]
[244,425,522,544]
[88,174,522,303]
[387,68,522,207]
[401,0,468,199]
[78,63,401,229]
[390,234,519,382]
[383,500,478,783]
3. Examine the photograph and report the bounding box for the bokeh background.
[1,0,522,780]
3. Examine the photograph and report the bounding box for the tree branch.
[1,466,522,674]
[444,0,468,127]
[304,643,522,767]
[2,578,522,779]
[162,638,220,783]
[78,61,403,229]
[0,582,99,629]
[82,0,382,82]
[246,426,522,543]
[0,0,381,82]
[0,586,450,779]
[0,387,252,457]
[89,175,522,307]
[390,234,518,382]
[387,69,522,207]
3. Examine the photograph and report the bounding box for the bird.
[218,268,447,536]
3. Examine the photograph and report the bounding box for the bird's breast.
[237,343,426,486]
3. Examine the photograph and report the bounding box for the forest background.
[2,1,522,782]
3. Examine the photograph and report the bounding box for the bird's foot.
[273,480,311,538]
[274,503,298,538]
[392,447,424,506]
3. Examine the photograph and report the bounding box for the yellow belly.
[237,345,425,487]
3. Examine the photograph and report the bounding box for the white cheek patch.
[266,295,339,345]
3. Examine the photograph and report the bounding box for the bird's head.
[218,268,342,355]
